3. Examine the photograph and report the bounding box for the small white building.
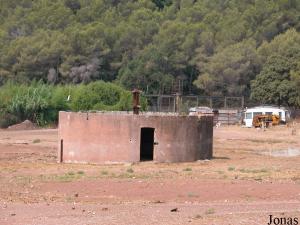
[243,106,290,127]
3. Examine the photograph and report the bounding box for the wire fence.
[144,95,244,113]
[143,94,245,125]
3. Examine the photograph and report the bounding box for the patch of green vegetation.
[239,168,268,174]
[228,166,235,171]
[193,214,202,219]
[38,171,86,183]
[244,194,254,201]
[55,172,84,182]
[205,208,215,215]
[239,168,247,173]
[32,139,41,143]
[15,175,32,184]
[101,170,108,175]
[126,168,134,173]
[254,177,263,181]
[247,139,296,144]
[0,1,299,109]
[187,192,199,198]
[183,168,192,172]
[116,173,135,179]
[65,196,74,203]
[1,167,18,173]
[0,81,141,128]
[67,171,75,176]
[216,170,225,174]
[112,171,153,179]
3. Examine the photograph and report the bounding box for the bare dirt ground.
[0,124,299,225]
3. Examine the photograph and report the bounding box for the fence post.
[157,96,160,112]
[174,93,181,113]
[242,96,245,109]
[228,112,229,125]
[209,97,213,108]
[173,96,176,112]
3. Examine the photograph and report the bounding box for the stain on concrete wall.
[58,112,213,164]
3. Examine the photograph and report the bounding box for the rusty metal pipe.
[132,89,141,115]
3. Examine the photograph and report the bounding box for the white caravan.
[243,106,290,128]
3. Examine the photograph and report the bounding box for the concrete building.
[58,111,213,164]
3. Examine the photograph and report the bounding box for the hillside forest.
[0,0,300,126]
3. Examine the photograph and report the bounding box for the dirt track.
[0,125,299,224]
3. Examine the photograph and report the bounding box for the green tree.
[0,30,66,82]
[251,54,299,106]
[0,0,300,98]
[118,46,174,94]
[251,29,300,106]
[195,40,260,96]
[152,0,172,9]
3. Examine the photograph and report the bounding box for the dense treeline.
[0,0,299,106]
[0,81,143,127]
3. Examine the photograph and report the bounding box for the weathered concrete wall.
[58,112,213,164]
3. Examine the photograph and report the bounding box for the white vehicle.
[243,106,290,127]
[189,106,213,116]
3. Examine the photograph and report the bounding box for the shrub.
[8,82,52,124]
[0,80,146,127]
[0,112,19,128]
[70,81,133,111]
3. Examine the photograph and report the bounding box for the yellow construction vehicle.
[252,114,280,128]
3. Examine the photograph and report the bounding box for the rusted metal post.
[132,89,141,115]
[60,139,63,163]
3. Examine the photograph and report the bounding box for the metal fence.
[144,94,245,125]
[215,109,243,125]
[144,94,244,113]
[145,95,176,112]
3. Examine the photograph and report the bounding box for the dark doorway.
[140,128,154,161]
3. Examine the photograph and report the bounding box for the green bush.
[0,112,19,128]
[0,82,24,127]
[0,80,147,128]
[7,82,53,125]
[70,81,133,111]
